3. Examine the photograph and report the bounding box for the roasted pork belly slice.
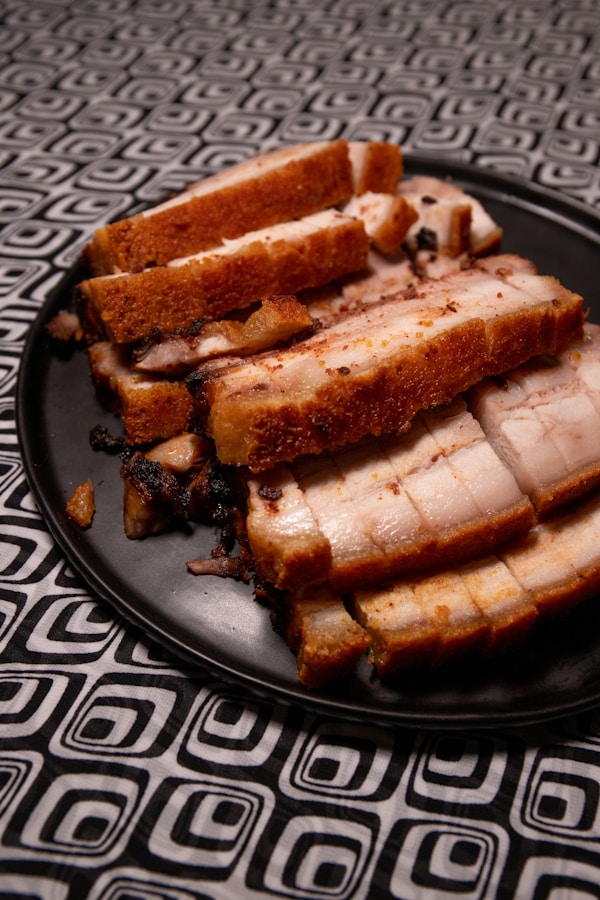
[352,554,537,677]
[348,141,403,195]
[197,257,583,470]
[459,557,538,655]
[469,325,600,513]
[134,295,316,376]
[500,490,600,615]
[85,140,354,274]
[245,397,534,593]
[285,586,371,688]
[352,490,600,679]
[79,210,369,344]
[399,175,503,255]
[87,342,193,445]
[244,466,331,590]
[411,572,488,665]
[400,192,472,258]
[350,583,440,674]
[341,192,418,255]
[352,571,489,675]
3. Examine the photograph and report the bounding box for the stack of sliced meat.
[74,139,600,688]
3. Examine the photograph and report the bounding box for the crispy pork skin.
[85,140,355,274]
[196,257,584,470]
[87,342,193,444]
[348,141,403,195]
[399,174,503,256]
[66,479,96,529]
[342,192,418,255]
[79,211,369,344]
[285,586,371,688]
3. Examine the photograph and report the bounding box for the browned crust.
[370,195,419,255]
[85,141,354,274]
[203,279,583,470]
[80,215,370,344]
[476,601,538,658]
[483,276,585,368]
[347,492,600,681]
[446,204,472,257]
[533,464,600,517]
[471,225,503,256]
[362,617,439,674]
[353,141,403,195]
[87,343,193,444]
[119,380,193,445]
[66,479,96,528]
[285,588,371,688]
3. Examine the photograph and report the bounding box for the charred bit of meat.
[89,424,129,456]
[416,227,438,252]
[186,555,247,579]
[121,453,192,539]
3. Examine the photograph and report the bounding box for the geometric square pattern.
[144,776,272,876]
[376,819,509,900]
[280,719,398,801]
[406,732,510,809]
[511,746,600,848]
[2,0,600,896]
[254,812,377,899]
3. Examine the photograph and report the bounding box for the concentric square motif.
[373,818,509,900]
[280,719,398,801]
[407,732,510,810]
[512,746,600,846]
[142,776,271,877]
[180,684,282,769]
[253,812,377,899]
[3,766,147,865]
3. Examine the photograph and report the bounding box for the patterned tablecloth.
[2,0,600,897]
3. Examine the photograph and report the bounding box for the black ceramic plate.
[16,156,600,728]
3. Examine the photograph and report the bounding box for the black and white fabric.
[2,0,600,897]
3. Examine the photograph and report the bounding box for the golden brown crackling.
[285,587,371,688]
[119,380,193,445]
[351,141,404,195]
[80,213,370,344]
[349,490,600,681]
[204,318,489,471]
[86,140,355,274]
[66,479,96,529]
[87,342,193,445]
[532,466,600,517]
[199,266,584,471]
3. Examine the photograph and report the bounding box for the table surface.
[2,0,600,897]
